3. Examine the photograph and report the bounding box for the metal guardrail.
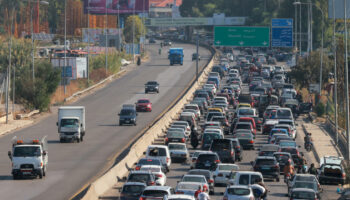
[325,116,347,158]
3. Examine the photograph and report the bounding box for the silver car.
[223,185,255,200]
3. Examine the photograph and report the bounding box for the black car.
[251,156,280,182]
[145,81,159,93]
[192,53,201,61]
[195,152,220,171]
[209,139,235,163]
[273,152,292,174]
[234,131,255,150]
[119,105,137,126]
[120,182,146,200]
[187,169,215,194]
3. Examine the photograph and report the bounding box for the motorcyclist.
[300,154,307,173]
[308,163,318,175]
[283,160,295,179]
[255,177,268,200]
[190,129,199,149]
[304,132,313,149]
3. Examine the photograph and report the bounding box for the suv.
[195,152,220,171]
[251,156,280,182]
[119,104,137,126]
[209,139,235,163]
[318,156,345,185]
[145,81,160,93]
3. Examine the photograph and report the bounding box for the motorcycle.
[191,135,199,149]
[305,142,312,152]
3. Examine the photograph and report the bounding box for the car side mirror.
[8,151,11,159]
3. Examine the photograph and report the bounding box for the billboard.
[84,0,149,14]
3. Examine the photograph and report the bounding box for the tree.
[123,15,146,44]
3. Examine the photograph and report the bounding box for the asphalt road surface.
[0,43,211,200]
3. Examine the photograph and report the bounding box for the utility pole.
[132,3,135,63]
[64,0,67,94]
[299,4,302,56]
[294,0,298,49]
[333,0,339,145]
[6,8,15,123]
[196,32,199,82]
[105,0,108,74]
[31,5,35,80]
[87,0,90,82]
[344,0,350,161]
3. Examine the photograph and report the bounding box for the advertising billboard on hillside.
[84,0,149,14]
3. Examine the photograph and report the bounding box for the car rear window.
[219,165,239,171]
[168,144,186,150]
[227,188,250,196]
[148,148,167,156]
[142,190,168,197]
[138,159,161,165]
[203,134,221,143]
[183,176,206,183]
[128,174,150,182]
[138,100,149,103]
[256,159,275,165]
[274,154,290,161]
[238,174,250,185]
[277,110,292,117]
[167,132,184,138]
[235,133,252,139]
[198,154,218,162]
[236,124,251,130]
[281,148,297,155]
[122,185,145,194]
[239,109,254,115]
[294,182,315,190]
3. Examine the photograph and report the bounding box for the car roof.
[130,170,153,174]
[144,186,172,190]
[123,182,147,186]
[183,174,206,178]
[148,145,168,149]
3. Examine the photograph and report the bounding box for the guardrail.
[324,116,347,158]
[72,42,217,200]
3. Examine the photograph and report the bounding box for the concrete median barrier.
[80,45,217,200]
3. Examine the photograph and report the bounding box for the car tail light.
[148,181,155,185]
[156,174,162,178]
[181,138,185,143]
[139,197,145,200]
[231,151,234,156]
[166,157,170,163]
[218,173,223,177]
[176,191,184,194]
[236,146,240,149]
[135,166,141,170]
[209,179,214,183]
[273,164,279,169]
[215,160,221,163]
[165,138,169,142]
[223,196,228,200]
[343,173,346,178]
[260,152,264,156]
[249,140,254,144]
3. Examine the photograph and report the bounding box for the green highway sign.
[214,26,270,47]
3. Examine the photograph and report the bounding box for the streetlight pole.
[294,0,298,49]
[105,0,108,74]
[132,2,135,63]
[6,8,15,123]
[87,0,90,82]
[30,6,35,81]
[64,0,67,94]
[299,3,301,56]
[333,0,338,145]
[344,0,350,162]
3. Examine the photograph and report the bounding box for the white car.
[213,164,239,186]
[223,185,255,200]
[121,58,131,66]
[175,182,203,197]
[181,174,209,193]
[140,165,166,186]
[227,171,264,186]
[204,84,217,94]
[168,143,189,163]
[184,104,201,118]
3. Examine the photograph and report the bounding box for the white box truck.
[57,106,86,143]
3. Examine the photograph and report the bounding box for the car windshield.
[219,165,239,171]
[280,141,296,147]
[239,109,254,115]
[236,133,252,139]
[120,109,135,116]
[122,185,145,194]
[142,190,168,197]
[183,176,206,183]
[227,188,250,196]
[291,191,315,199]
[294,182,315,190]
[138,100,149,103]
[168,144,186,150]
[61,119,79,128]
[13,146,41,157]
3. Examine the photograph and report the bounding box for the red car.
[136,99,152,112]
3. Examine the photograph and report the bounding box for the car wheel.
[77,138,80,143]
[43,167,46,176]
[38,170,43,179]
[134,122,137,126]
[60,138,64,143]
[157,90,159,93]
[13,175,19,180]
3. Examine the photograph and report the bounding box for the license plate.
[205,163,211,167]
[261,167,270,170]
[125,120,130,123]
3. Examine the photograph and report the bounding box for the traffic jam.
[118,47,346,200]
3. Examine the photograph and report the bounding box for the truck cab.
[168,48,184,65]
[57,106,86,143]
[8,136,48,179]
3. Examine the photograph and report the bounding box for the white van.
[226,171,264,186]
[146,145,171,172]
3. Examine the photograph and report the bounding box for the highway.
[0,43,212,200]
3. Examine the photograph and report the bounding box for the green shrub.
[315,102,325,117]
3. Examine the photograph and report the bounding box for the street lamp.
[293,1,324,97]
